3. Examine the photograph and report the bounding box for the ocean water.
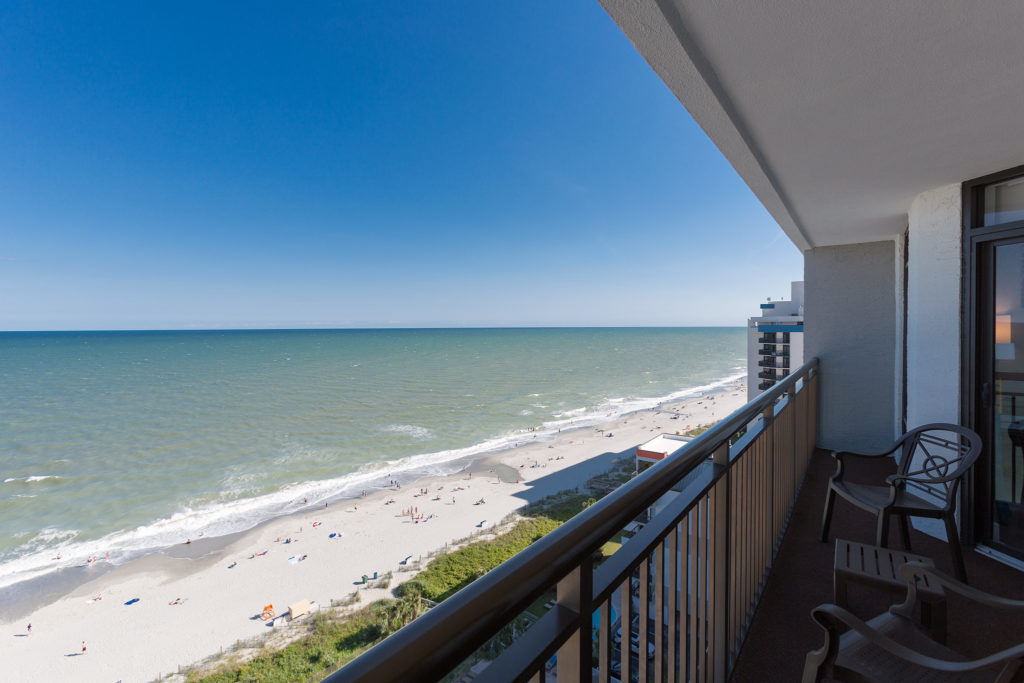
[0,328,744,592]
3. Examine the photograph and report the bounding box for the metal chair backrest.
[896,423,982,510]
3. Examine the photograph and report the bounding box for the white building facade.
[747,282,804,402]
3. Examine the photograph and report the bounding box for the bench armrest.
[810,603,1024,674]
[896,561,1024,611]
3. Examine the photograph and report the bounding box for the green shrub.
[395,516,560,602]
[191,487,613,682]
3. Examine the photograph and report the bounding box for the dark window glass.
[984,176,1024,226]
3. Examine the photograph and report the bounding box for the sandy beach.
[2,380,746,682]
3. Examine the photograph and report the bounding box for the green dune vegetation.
[186,458,634,683]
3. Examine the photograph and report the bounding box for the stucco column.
[905,184,962,429]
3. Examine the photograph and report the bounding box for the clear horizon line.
[0,323,748,334]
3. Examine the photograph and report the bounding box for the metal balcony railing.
[757,359,776,368]
[758,380,775,390]
[757,371,776,380]
[757,348,773,355]
[330,359,819,683]
[757,335,774,344]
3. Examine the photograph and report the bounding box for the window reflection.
[984,176,1024,226]
[993,242,1024,550]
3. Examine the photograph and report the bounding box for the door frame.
[962,164,1024,558]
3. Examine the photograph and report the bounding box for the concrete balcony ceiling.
[599,1,1024,250]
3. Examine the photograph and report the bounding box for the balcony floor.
[731,449,1024,682]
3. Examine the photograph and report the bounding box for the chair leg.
[944,515,968,584]
[876,511,890,548]
[820,486,836,543]
[898,514,913,552]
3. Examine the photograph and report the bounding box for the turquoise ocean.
[0,328,745,594]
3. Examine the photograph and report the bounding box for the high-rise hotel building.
[748,282,804,401]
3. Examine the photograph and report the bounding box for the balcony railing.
[757,335,774,344]
[758,380,775,390]
[332,359,819,683]
[757,371,776,380]
[756,359,776,368]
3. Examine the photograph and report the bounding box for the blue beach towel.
[124,598,140,605]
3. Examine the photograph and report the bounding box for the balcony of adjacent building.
[759,333,791,345]
[758,370,788,381]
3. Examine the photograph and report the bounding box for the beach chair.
[261,604,275,621]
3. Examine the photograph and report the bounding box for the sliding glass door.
[967,169,1024,561]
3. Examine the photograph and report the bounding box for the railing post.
[555,557,592,683]
[712,443,730,683]
[762,399,775,568]
[788,383,798,494]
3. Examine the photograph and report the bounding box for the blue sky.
[0,1,802,330]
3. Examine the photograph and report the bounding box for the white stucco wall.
[905,184,962,429]
[905,184,963,541]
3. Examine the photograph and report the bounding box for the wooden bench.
[833,539,947,642]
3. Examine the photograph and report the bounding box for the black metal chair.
[820,423,982,582]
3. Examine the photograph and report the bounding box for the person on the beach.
[26,623,31,635]
[82,641,87,655]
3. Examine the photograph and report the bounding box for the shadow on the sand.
[505,447,635,506]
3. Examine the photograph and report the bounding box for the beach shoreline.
[2,378,747,683]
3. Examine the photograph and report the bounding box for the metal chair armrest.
[811,603,1024,674]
